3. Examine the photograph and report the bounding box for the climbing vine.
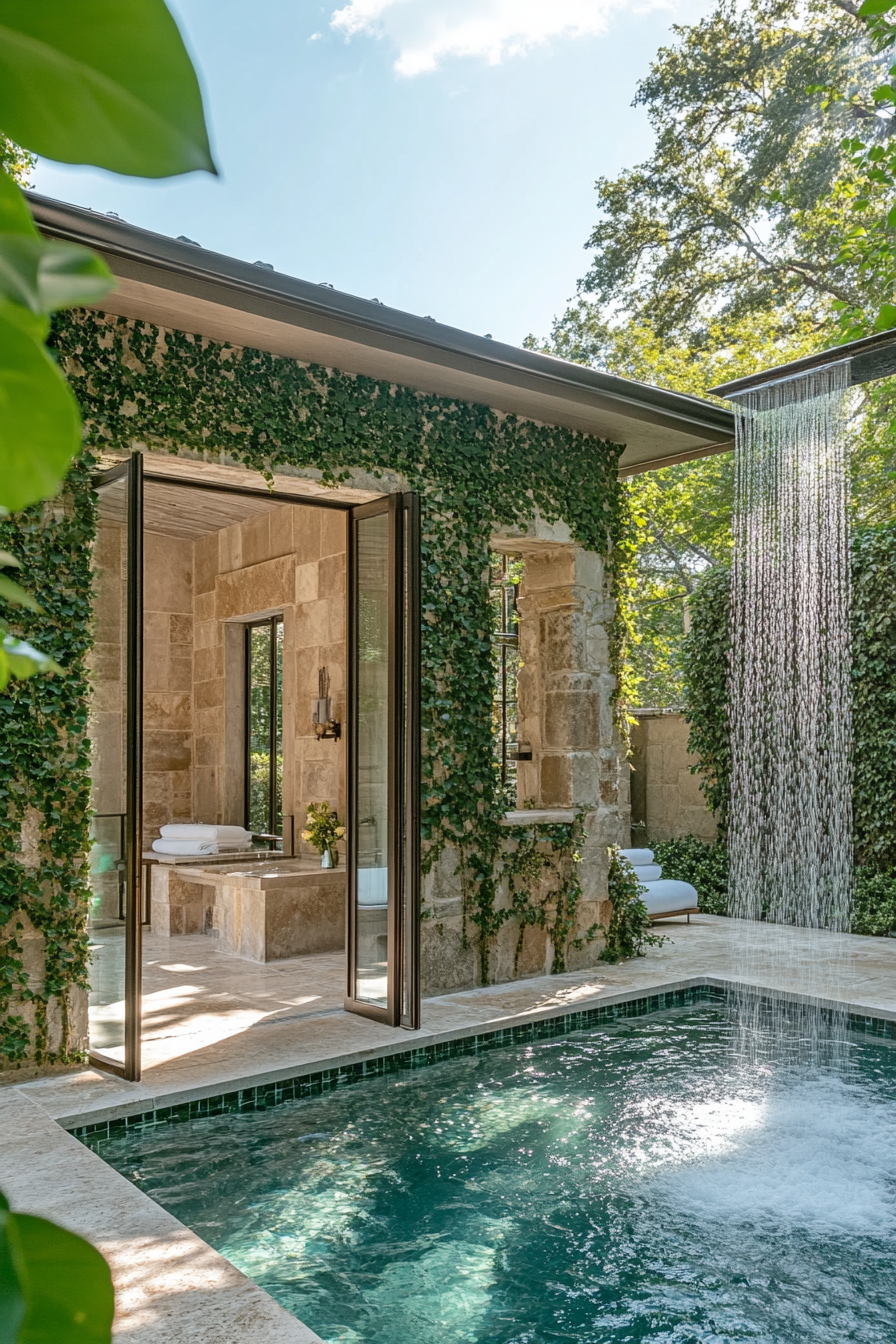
[0,308,635,1063]
[0,458,95,1064]
[600,848,666,962]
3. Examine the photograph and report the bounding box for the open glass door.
[88,454,143,1078]
[346,493,420,1028]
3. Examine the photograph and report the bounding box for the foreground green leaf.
[0,305,80,512]
[0,1196,26,1344]
[0,631,61,689]
[12,1214,113,1343]
[0,575,41,612]
[0,0,216,177]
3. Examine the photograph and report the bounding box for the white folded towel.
[619,848,654,866]
[152,839,249,856]
[160,824,252,843]
[631,863,662,883]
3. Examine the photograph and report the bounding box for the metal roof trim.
[31,193,734,442]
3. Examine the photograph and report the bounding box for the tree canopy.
[581,0,884,341]
[527,0,896,706]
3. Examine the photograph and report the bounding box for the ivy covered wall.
[683,524,896,873]
[0,308,633,1069]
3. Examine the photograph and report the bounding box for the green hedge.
[681,523,896,934]
[652,836,729,915]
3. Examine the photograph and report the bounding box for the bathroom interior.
[86,472,392,1068]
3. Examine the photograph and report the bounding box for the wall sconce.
[312,666,341,740]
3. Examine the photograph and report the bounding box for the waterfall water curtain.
[728,359,853,929]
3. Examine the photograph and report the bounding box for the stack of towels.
[151,824,254,857]
[618,848,699,920]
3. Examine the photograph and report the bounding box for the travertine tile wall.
[190,503,347,847]
[89,520,126,820]
[143,532,194,841]
[91,504,347,849]
[421,541,628,994]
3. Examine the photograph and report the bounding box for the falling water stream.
[726,359,855,1065]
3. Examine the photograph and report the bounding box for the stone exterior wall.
[420,536,628,994]
[628,710,716,844]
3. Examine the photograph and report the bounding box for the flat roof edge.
[709,329,896,398]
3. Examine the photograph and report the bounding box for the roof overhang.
[32,194,734,476]
[709,328,896,398]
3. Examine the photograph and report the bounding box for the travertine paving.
[3,915,896,1342]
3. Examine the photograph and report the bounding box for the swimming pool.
[84,999,896,1343]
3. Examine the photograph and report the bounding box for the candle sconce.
[312,666,341,740]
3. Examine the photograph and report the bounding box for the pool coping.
[68,974,896,1142]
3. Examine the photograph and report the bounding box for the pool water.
[87,1005,896,1343]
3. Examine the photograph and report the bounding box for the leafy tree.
[528,0,896,703]
[579,0,884,341]
[822,0,896,340]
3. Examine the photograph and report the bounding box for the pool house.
[8,195,733,1085]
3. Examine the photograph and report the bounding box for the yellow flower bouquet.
[302,801,346,868]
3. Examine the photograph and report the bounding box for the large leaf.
[0,632,62,690]
[859,0,896,14]
[0,0,216,178]
[12,1213,113,1344]
[0,1197,26,1344]
[0,174,113,314]
[0,306,80,512]
[0,575,41,612]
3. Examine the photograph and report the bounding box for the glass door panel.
[351,506,391,1010]
[346,494,420,1027]
[88,455,143,1078]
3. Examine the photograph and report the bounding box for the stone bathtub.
[148,855,345,962]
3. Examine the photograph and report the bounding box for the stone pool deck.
[3,914,896,1341]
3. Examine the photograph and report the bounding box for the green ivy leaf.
[0,0,216,178]
[0,304,80,513]
[859,0,896,15]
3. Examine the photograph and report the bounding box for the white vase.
[320,848,334,869]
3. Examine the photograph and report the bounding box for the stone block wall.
[628,710,716,844]
[419,538,628,994]
[92,500,347,855]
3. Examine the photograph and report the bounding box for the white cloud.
[330,0,672,77]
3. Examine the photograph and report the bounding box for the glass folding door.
[88,455,143,1078]
[347,493,420,1028]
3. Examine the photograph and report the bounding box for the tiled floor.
[4,915,896,1342]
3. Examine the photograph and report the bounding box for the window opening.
[490,554,523,809]
[245,616,283,841]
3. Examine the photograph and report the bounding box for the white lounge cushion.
[619,848,654,866]
[160,824,252,842]
[639,879,698,916]
[631,863,662,882]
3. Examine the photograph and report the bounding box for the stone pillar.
[515,544,628,963]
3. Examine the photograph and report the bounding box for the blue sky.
[33,0,713,345]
